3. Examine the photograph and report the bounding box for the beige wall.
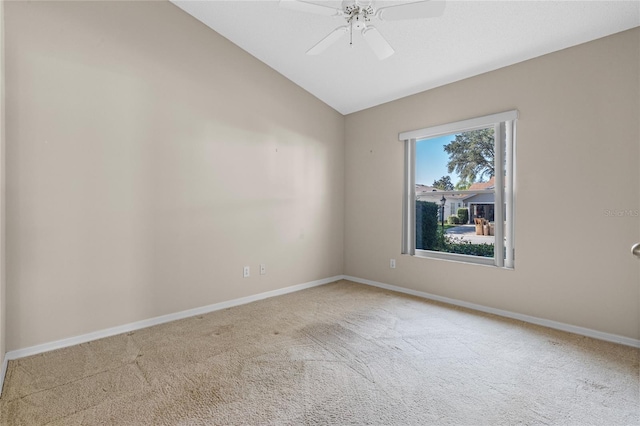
[5,1,344,351]
[345,28,640,340]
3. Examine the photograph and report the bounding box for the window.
[400,111,517,268]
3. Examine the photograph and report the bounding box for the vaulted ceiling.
[172,1,640,114]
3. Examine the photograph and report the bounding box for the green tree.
[432,175,454,190]
[454,178,472,190]
[444,128,495,183]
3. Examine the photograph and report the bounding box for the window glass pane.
[415,128,496,258]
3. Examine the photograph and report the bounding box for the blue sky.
[416,134,462,186]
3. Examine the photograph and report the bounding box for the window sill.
[413,249,513,269]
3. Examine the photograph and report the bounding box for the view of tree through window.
[415,127,497,258]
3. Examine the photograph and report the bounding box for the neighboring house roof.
[415,184,436,195]
[416,178,497,205]
[464,192,495,203]
[415,184,467,203]
[467,177,495,191]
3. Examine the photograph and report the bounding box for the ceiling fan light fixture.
[282,0,444,60]
[352,14,367,30]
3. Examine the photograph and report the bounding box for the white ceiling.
[171,0,640,115]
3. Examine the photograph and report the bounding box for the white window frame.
[400,110,518,269]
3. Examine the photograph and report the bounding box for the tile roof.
[467,177,495,190]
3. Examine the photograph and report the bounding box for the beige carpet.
[1,280,638,425]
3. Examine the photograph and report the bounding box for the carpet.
[1,280,638,425]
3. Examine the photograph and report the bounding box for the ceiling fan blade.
[279,0,342,16]
[306,26,349,55]
[377,0,446,21]
[362,26,394,60]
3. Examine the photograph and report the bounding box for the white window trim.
[400,110,518,269]
[399,110,518,141]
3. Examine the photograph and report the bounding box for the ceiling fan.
[280,0,446,60]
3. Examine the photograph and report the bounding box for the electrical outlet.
[243,266,250,278]
[390,259,396,269]
[260,264,266,275]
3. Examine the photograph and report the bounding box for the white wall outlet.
[260,264,266,275]
[390,259,396,269]
[243,266,250,278]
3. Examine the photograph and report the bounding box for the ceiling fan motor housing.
[344,2,374,30]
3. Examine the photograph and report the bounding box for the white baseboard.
[344,275,640,349]
[2,275,343,364]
